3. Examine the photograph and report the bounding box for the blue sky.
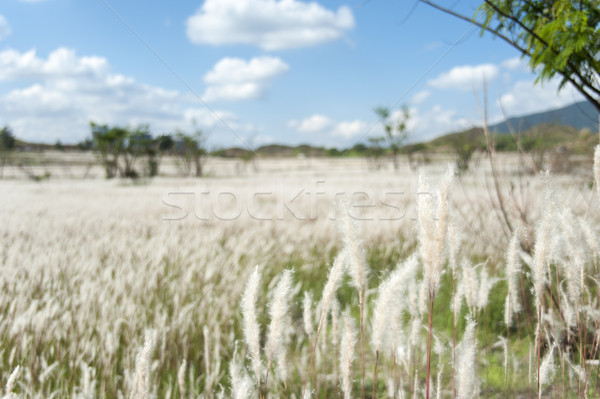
[0,0,585,148]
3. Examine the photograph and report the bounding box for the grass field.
[0,152,599,398]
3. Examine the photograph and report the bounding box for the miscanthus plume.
[241,266,262,382]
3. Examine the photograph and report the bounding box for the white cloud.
[0,48,109,81]
[501,57,527,71]
[331,119,369,139]
[411,90,430,104]
[186,0,354,50]
[0,47,253,144]
[0,15,11,41]
[202,56,289,102]
[496,77,584,118]
[409,105,472,142]
[287,114,333,133]
[288,114,370,139]
[428,63,499,90]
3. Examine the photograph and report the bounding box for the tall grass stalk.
[342,203,368,399]
[456,317,477,399]
[594,145,600,195]
[5,365,20,397]
[177,360,186,399]
[417,167,453,399]
[448,217,461,398]
[129,330,155,399]
[504,229,521,397]
[302,251,346,398]
[264,269,293,396]
[241,267,262,388]
[532,173,553,398]
[340,311,357,399]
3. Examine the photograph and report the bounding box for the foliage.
[90,122,180,179]
[174,128,207,177]
[420,0,600,111]
[0,125,16,151]
[90,122,129,178]
[0,125,17,178]
[367,136,385,170]
[437,128,486,171]
[477,0,600,110]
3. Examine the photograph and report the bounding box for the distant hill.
[489,101,599,134]
[426,122,597,156]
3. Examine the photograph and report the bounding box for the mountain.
[489,101,599,134]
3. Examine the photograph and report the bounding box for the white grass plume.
[129,330,155,399]
[461,260,478,314]
[331,298,340,347]
[203,326,210,391]
[505,230,522,327]
[5,365,20,394]
[177,360,186,399]
[476,265,497,312]
[339,202,367,295]
[532,173,553,313]
[417,166,454,297]
[303,291,314,339]
[241,266,262,382]
[231,370,256,399]
[594,144,600,194]
[265,269,293,367]
[448,215,462,274]
[456,317,478,399]
[321,250,346,318]
[371,254,418,356]
[538,344,556,396]
[340,310,357,399]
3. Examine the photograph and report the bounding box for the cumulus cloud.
[186,0,355,50]
[288,114,371,140]
[409,105,472,142]
[331,119,370,139]
[0,47,252,144]
[287,114,333,133]
[428,63,499,90]
[496,78,584,118]
[0,48,110,82]
[411,90,431,104]
[0,15,11,41]
[501,57,528,71]
[202,56,289,102]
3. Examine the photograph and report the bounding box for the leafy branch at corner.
[419,0,600,112]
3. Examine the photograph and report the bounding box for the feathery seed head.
[594,145,600,194]
[456,316,478,399]
[340,310,357,399]
[339,201,367,295]
[241,266,262,381]
[265,269,293,364]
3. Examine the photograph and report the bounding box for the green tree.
[374,105,410,170]
[174,128,207,177]
[367,136,386,170]
[90,122,128,179]
[154,134,174,177]
[419,0,600,111]
[124,125,153,178]
[0,126,16,178]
